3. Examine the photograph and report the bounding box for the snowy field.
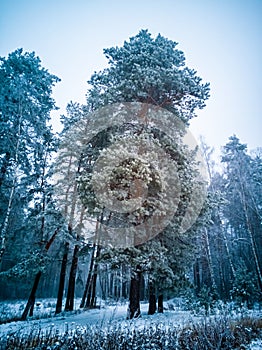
[0,299,197,335]
[0,299,261,349]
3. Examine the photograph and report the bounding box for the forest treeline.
[0,30,261,321]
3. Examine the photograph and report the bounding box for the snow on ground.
[0,300,196,337]
[248,339,262,350]
[0,298,261,350]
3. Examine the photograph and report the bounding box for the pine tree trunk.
[127,271,141,319]
[80,245,96,308]
[85,274,94,308]
[204,228,218,294]
[194,258,201,294]
[148,282,156,315]
[21,228,60,320]
[84,217,103,308]
[55,242,69,314]
[89,245,101,308]
[218,235,227,298]
[65,244,79,311]
[221,223,236,279]
[158,294,164,313]
[90,270,98,308]
[122,264,128,299]
[21,271,42,320]
[29,296,35,317]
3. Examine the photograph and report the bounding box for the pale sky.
[1,0,261,158]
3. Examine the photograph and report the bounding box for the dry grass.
[0,314,261,349]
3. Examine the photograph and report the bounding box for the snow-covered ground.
[0,299,261,349]
[0,300,196,336]
[247,339,262,350]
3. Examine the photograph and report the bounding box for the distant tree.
[221,136,262,293]
[195,136,262,304]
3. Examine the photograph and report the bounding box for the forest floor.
[0,299,261,349]
[0,299,198,334]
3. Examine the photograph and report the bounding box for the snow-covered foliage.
[87,30,210,123]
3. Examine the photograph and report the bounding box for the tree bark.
[90,270,98,308]
[84,244,101,309]
[84,216,103,308]
[21,271,42,320]
[21,227,60,320]
[65,244,79,311]
[29,296,35,317]
[127,271,141,319]
[80,245,96,308]
[85,274,94,308]
[148,282,156,315]
[158,294,164,313]
[55,242,69,314]
[89,245,101,308]
[194,258,201,294]
[204,228,218,294]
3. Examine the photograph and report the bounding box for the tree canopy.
[87,29,210,123]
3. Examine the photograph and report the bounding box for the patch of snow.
[246,339,262,350]
[0,300,198,337]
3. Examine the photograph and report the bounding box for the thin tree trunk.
[122,264,128,300]
[89,245,101,308]
[221,224,236,279]
[84,214,105,308]
[85,274,94,308]
[90,270,98,308]
[80,245,96,308]
[29,296,35,317]
[21,227,60,320]
[85,244,101,309]
[55,242,69,314]
[127,271,141,319]
[148,282,156,315]
[158,294,164,313]
[21,272,42,320]
[218,234,227,298]
[194,258,201,294]
[65,244,79,311]
[81,217,100,309]
[204,228,217,294]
